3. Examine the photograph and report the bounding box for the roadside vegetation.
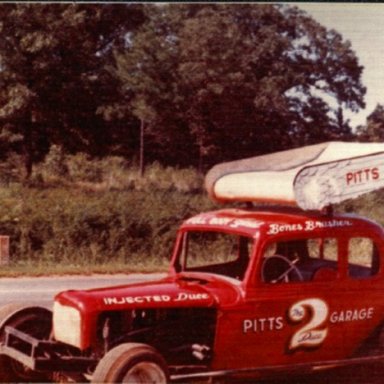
[341,190,384,227]
[0,148,382,277]
[0,151,220,276]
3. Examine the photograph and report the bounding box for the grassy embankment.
[0,153,218,276]
[0,149,383,277]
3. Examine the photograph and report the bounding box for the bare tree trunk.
[23,122,33,180]
[198,146,204,175]
[139,118,145,177]
[197,135,205,174]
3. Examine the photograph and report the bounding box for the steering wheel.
[261,254,304,283]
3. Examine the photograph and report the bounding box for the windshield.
[176,230,253,281]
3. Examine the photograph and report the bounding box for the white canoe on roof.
[205,141,384,210]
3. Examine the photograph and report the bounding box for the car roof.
[181,207,383,239]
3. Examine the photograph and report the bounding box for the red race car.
[0,142,384,383]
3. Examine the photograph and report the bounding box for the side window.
[348,237,379,279]
[261,238,338,283]
[308,238,338,261]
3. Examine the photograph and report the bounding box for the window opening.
[348,237,379,279]
[180,231,253,280]
[261,238,338,283]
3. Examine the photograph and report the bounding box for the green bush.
[0,183,216,273]
[66,153,104,183]
[2,145,384,276]
[0,153,26,185]
[35,147,204,194]
[0,152,208,273]
[43,145,69,178]
[1,164,384,276]
[340,190,384,226]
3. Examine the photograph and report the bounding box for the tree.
[357,104,384,142]
[0,3,145,177]
[113,4,365,170]
[112,5,189,172]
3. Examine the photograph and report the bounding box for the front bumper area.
[0,325,97,373]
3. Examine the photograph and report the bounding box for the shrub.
[43,145,69,178]
[0,153,211,273]
[0,153,25,185]
[37,148,204,194]
[66,153,104,183]
[0,183,216,272]
[3,166,384,275]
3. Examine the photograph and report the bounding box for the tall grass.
[0,151,216,275]
[0,149,383,276]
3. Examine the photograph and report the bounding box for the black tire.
[0,303,52,383]
[92,343,169,383]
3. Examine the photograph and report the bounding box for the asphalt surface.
[0,273,381,383]
[0,273,166,306]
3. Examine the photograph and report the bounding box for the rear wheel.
[0,303,52,383]
[92,343,169,383]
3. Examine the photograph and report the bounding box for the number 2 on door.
[288,298,329,350]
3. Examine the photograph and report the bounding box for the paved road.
[0,273,381,383]
[0,273,166,306]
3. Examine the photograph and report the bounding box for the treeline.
[0,3,375,178]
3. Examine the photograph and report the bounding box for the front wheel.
[0,303,52,383]
[92,343,169,383]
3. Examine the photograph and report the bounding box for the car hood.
[55,272,242,313]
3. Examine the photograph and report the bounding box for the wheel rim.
[123,362,166,383]
[5,312,51,381]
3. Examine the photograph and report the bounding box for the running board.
[170,354,384,380]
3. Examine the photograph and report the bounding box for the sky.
[297,3,384,129]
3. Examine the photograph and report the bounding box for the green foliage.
[0,0,374,276]
[356,104,384,142]
[0,154,383,275]
[0,4,145,176]
[0,153,25,185]
[0,161,211,273]
[66,153,104,183]
[113,3,365,170]
[43,145,69,178]
[340,190,384,228]
[0,3,368,175]
[36,146,204,192]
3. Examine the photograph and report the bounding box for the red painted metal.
[53,206,384,378]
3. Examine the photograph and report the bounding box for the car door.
[332,233,384,356]
[212,235,349,371]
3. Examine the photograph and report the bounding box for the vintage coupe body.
[1,142,384,383]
